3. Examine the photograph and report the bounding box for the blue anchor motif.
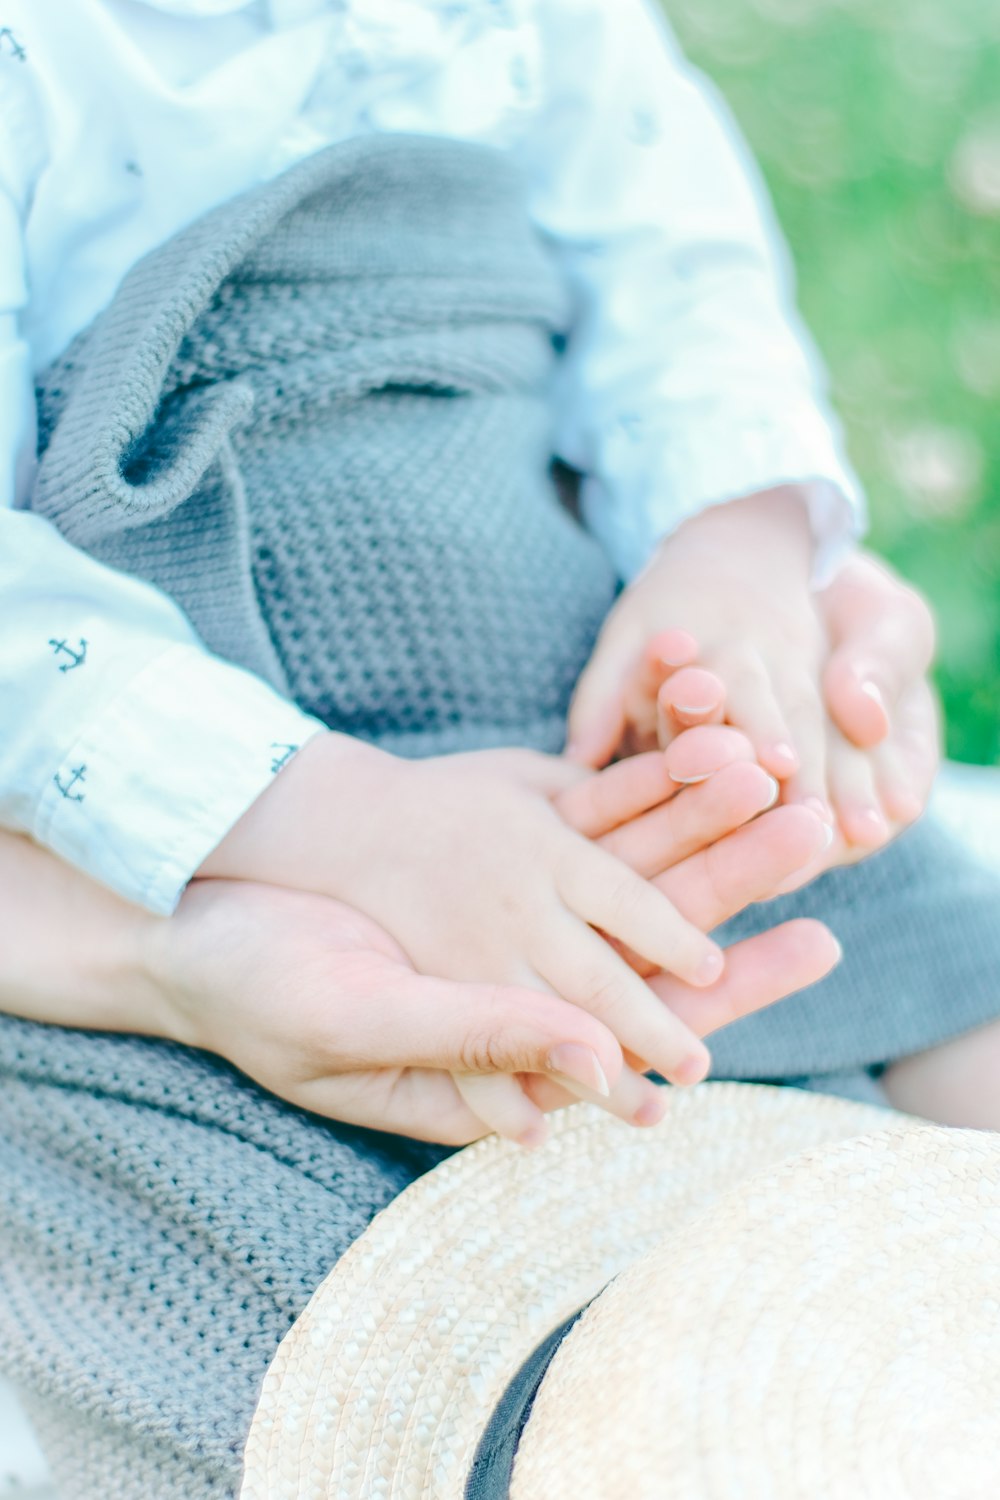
[0,27,26,61]
[54,765,87,802]
[49,637,88,673]
[270,743,299,774]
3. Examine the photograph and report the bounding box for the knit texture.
[6,135,1000,1499]
[31,134,618,754]
[0,1018,450,1500]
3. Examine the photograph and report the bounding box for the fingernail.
[669,771,713,786]
[860,680,886,710]
[672,702,715,716]
[820,823,835,851]
[673,1047,711,1087]
[830,937,844,965]
[692,949,724,987]
[546,1044,611,1097]
[761,775,781,809]
[803,795,835,825]
[772,741,798,767]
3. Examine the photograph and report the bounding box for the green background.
[662,0,1000,763]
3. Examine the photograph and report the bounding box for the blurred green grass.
[662,0,1000,763]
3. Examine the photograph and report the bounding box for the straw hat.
[239,1083,1000,1499]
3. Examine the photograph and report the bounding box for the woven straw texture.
[239,1083,903,1499]
[514,1124,1000,1500]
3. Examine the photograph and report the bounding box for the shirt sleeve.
[523,0,866,582]
[0,186,322,915]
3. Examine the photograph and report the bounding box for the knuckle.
[580,970,634,1026]
[599,871,648,933]
[457,1018,531,1076]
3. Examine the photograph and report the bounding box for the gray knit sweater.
[31,133,619,754]
[8,134,1000,1500]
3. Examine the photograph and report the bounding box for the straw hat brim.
[239,1083,922,1499]
[514,1122,1000,1499]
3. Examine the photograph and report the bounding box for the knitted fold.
[32,134,618,743]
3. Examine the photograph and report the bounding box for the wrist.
[664,485,815,582]
[0,833,172,1036]
[196,731,406,897]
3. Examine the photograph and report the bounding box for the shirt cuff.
[32,642,325,914]
[580,401,868,585]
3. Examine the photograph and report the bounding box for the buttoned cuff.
[33,643,325,914]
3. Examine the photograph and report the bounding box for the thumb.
[822,644,893,749]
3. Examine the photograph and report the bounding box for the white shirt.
[0,0,864,913]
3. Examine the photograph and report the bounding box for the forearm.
[0,829,171,1036]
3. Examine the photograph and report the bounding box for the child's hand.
[567,490,939,853]
[200,734,729,1094]
[567,487,825,800]
[451,739,836,1138]
[0,778,834,1154]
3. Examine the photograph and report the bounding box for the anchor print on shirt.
[54,765,87,803]
[270,743,299,774]
[49,637,88,673]
[0,28,27,61]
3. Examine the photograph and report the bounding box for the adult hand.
[0,747,838,1151]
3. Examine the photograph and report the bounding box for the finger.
[538,922,711,1086]
[565,621,643,767]
[777,675,832,824]
[651,805,832,934]
[477,747,590,798]
[656,667,726,748]
[452,1072,549,1149]
[664,724,757,786]
[870,740,924,828]
[826,727,892,849]
[618,631,703,755]
[647,920,842,1037]
[822,574,936,749]
[712,648,799,779]
[884,679,941,813]
[555,752,679,840]
[295,1066,491,1147]
[521,1064,669,1128]
[598,761,780,880]
[865,681,939,828]
[557,838,724,985]
[823,648,892,748]
[337,964,625,1090]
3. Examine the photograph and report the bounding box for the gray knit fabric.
[5,134,1000,1500]
[31,134,618,754]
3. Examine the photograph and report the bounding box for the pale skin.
[0,737,839,1146]
[2,512,995,1140]
[567,494,1000,1129]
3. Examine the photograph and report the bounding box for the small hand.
[202,735,730,1099]
[452,736,839,1142]
[567,488,827,803]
